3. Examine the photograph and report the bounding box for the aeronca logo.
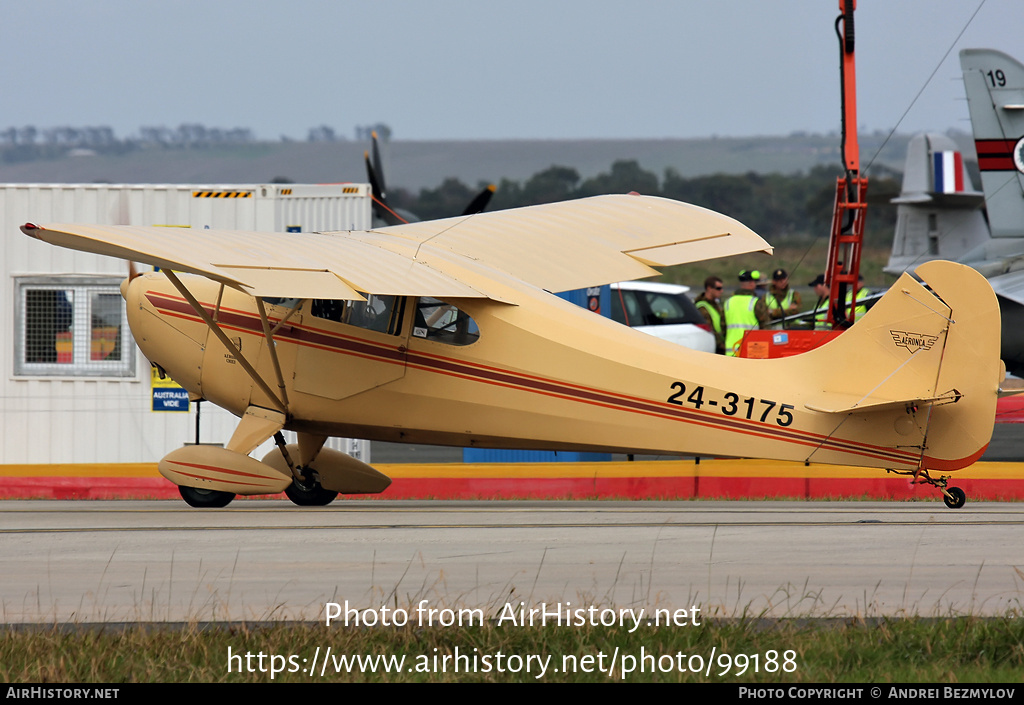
[890,330,939,354]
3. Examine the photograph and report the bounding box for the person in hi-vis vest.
[724,269,769,356]
[765,268,801,328]
[694,275,726,354]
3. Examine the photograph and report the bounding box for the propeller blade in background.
[365,149,406,226]
[462,184,496,216]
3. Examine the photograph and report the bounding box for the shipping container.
[1,183,372,466]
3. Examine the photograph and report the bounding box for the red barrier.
[2,460,1022,502]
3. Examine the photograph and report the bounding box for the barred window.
[15,277,135,377]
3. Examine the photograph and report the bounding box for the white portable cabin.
[1,183,372,466]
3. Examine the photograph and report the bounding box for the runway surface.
[2,499,1022,623]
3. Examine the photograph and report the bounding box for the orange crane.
[739,0,867,358]
[824,0,869,330]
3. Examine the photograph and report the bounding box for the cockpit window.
[310,294,405,336]
[412,297,479,346]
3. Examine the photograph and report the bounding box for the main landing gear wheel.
[179,485,235,508]
[943,486,967,510]
[284,475,338,507]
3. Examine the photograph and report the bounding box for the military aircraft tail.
[885,133,987,275]
[884,50,1024,374]
[960,48,1024,239]
[886,49,1024,276]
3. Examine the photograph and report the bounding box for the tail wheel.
[888,468,968,510]
[943,486,967,510]
[179,485,235,508]
[284,475,338,507]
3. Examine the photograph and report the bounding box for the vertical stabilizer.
[886,133,986,274]
[960,48,1024,238]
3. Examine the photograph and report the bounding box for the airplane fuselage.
[124,270,990,473]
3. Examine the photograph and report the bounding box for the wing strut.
[270,300,305,336]
[163,271,288,414]
[255,298,291,410]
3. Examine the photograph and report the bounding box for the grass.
[3,615,1023,683]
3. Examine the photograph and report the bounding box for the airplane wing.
[354,194,772,293]
[23,194,771,302]
[21,221,494,301]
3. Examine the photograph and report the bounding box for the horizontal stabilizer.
[890,191,984,208]
[805,389,961,415]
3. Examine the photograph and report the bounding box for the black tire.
[179,485,235,508]
[943,486,967,510]
[284,475,338,507]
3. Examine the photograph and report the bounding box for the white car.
[609,281,716,353]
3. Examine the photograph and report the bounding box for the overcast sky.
[4,0,1020,141]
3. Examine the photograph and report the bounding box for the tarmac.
[1,422,1021,625]
[2,499,1022,624]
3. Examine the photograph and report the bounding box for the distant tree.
[520,165,580,205]
[17,126,37,145]
[354,123,392,142]
[663,169,754,216]
[37,125,118,150]
[413,177,476,220]
[578,159,659,197]
[387,186,417,216]
[307,125,337,142]
[662,166,848,240]
[490,177,523,211]
[225,128,254,144]
[139,126,172,145]
[90,126,116,146]
[131,124,253,148]
[176,123,207,146]
[43,127,73,145]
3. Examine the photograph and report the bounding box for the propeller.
[364,131,495,226]
[462,184,496,216]
[371,130,387,199]
[365,132,407,226]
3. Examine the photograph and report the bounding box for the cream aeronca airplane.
[22,194,1002,509]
